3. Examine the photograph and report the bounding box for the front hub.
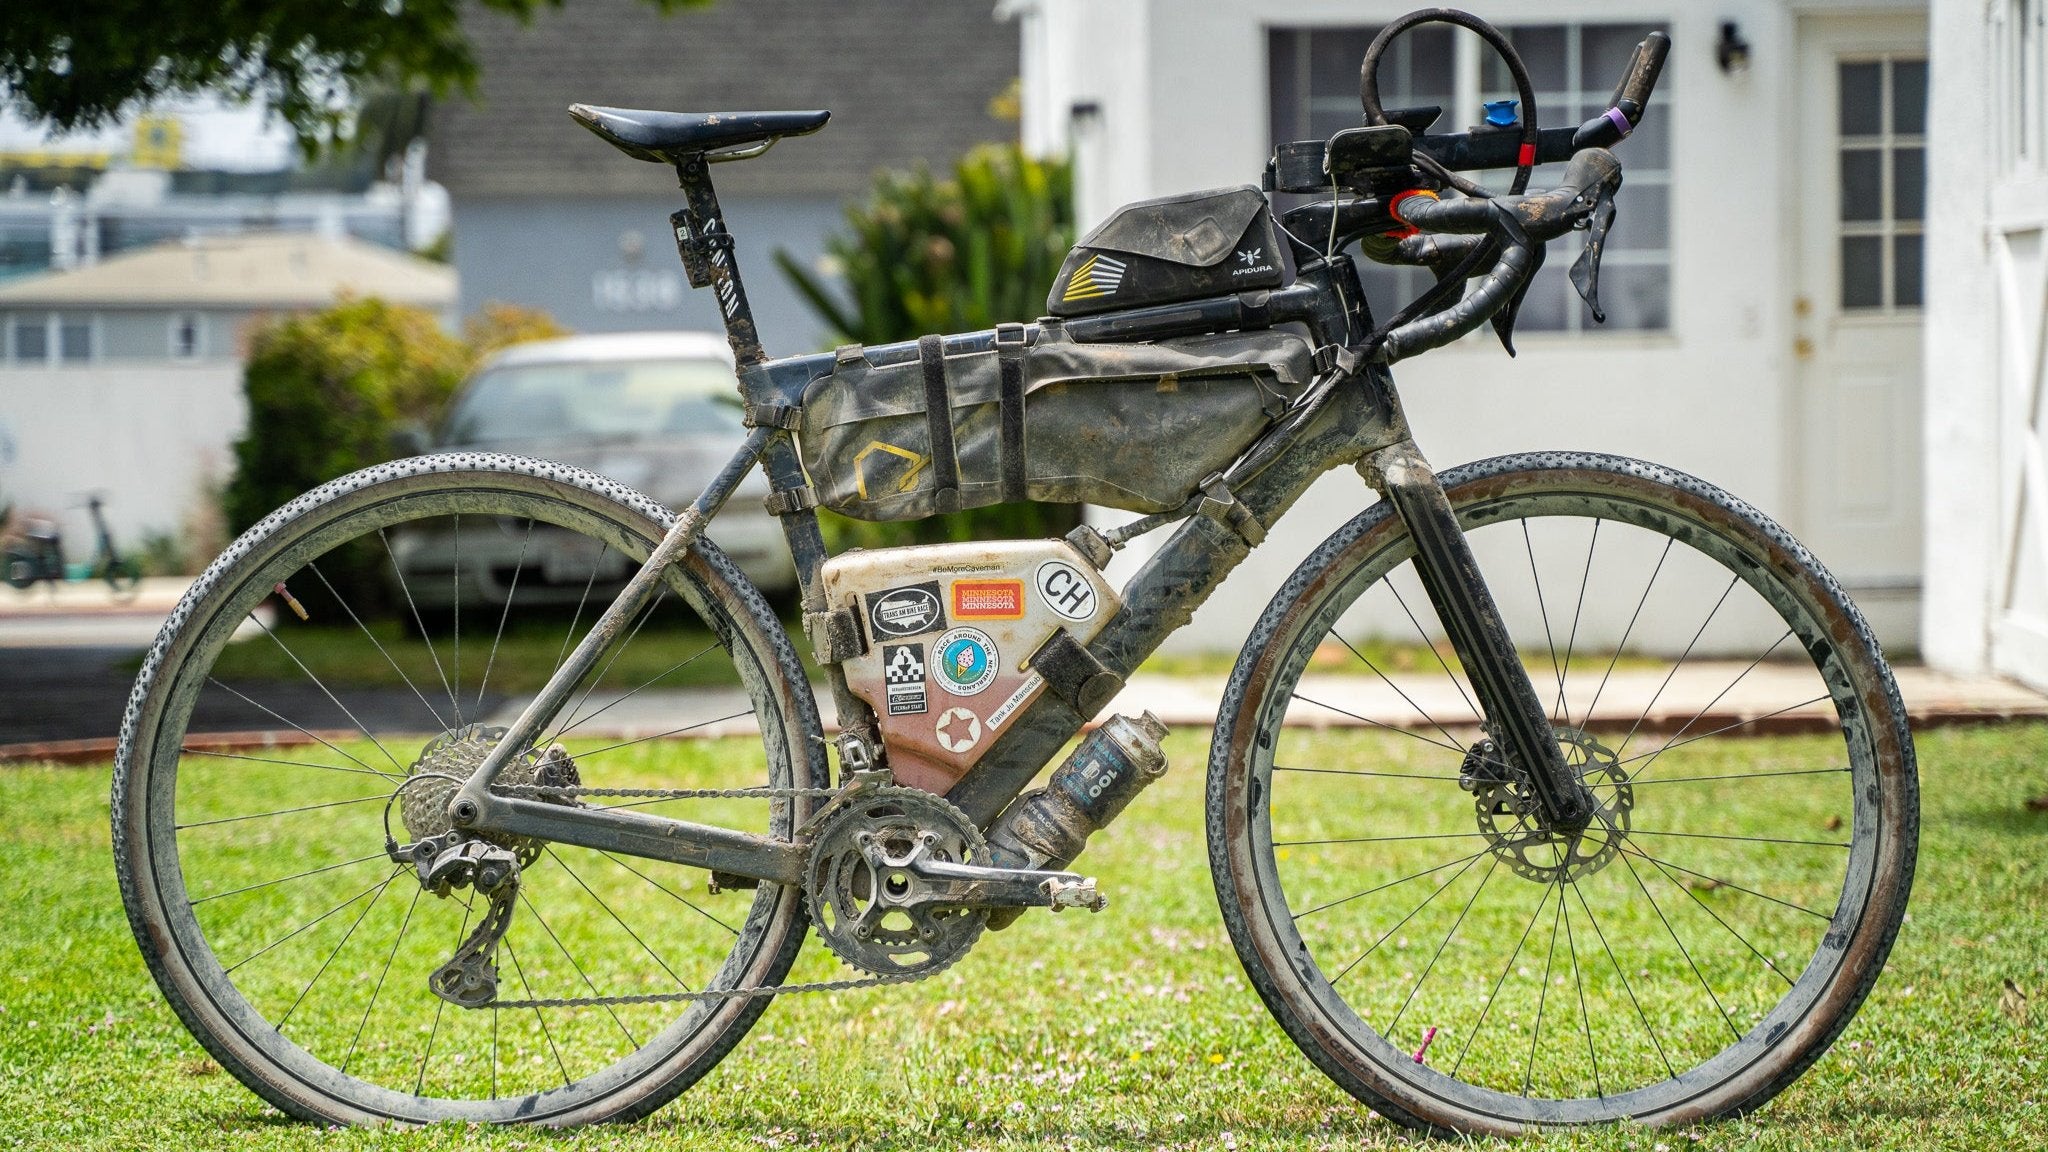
[1464,728,1633,883]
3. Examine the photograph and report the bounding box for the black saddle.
[568,104,830,164]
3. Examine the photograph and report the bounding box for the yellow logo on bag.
[1061,253,1127,302]
[852,441,931,500]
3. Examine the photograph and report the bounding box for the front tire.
[1207,452,1916,1134]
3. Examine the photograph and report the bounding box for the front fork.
[1362,440,1594,831]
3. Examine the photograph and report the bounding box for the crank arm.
[905,856,1107,912]
[453,792,808,885]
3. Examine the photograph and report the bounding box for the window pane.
[1596,263,1671,330]
[1894,234,1923,308]
[1840,149,1884,221]
[1583,25,1665,94]
[1842,235,1885,308]
[1310,29,1377,97]
[1500,25,1568,91]
[1406,27,1454,91]
[1610,186,1670,250]
[1621,101,1671,167]
[13,318,47,361]
[1892,59,1928,136]
[1893,146,1925,221]
[1840,62,1883,136]
[59,319,91,362]
[1270,29,1304,142]
[1514,264,1573,332]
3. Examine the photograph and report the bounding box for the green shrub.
[778,144,1082,549]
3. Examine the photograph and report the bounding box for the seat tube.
[1362,440,1594,831]
[671,154,767,367]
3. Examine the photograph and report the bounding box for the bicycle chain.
[481,779,953,1009]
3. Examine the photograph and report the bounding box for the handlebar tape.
[1574,31,1673,150]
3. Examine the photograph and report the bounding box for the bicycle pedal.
[1043,876,1107,913]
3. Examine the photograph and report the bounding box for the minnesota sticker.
[952,578,1024,620]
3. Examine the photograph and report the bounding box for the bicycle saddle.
[569,104,830,164]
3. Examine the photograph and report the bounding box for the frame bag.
[797,325,1316,522]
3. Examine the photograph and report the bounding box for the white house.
[1013,0,2042,683]
[0,232,457,551]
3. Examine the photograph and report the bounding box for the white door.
[1794,15,1929,650]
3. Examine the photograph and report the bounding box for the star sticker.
[935,707,982,753]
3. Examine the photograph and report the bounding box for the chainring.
[805,786,988,978]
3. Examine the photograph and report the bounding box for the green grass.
[3,724,2046,1150]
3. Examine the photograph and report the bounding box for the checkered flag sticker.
[885,644,925,683]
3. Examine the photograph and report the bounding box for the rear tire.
[113,453,827,1125]
[1207,452,1916,1134]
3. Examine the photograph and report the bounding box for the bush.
[778,144,1082,549]
[223,299,565,536]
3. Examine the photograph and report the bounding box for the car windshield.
[442,357,745,446]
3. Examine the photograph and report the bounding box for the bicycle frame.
[448,155,1591,880]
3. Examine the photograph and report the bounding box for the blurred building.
[0,233,455,548]
[1013,0,2048,691]
[429,0,1019,352]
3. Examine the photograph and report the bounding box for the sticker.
[952,578,1024,620]
[1035,560,1098,621]
[1062,253,1126,303]
[935,626,999,696]
[883,643,927,716]
[984,672,1044,732]
[935,707,983,754]
[865,581,946,640]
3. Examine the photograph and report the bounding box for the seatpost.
[670,155,767,366]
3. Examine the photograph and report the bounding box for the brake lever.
[1569,186,1619,324]
[1486,200,1537,357]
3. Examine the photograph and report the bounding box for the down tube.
[945,370,1409,827]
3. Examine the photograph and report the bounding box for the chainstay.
[481,780,964,1008]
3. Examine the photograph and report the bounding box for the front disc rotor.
[805,787,988,977]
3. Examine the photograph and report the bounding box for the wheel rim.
[124,469,818,1122]
[1221,465,1907,1127]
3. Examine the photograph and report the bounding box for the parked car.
[389,333,796,620]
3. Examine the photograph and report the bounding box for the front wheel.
[1208,452,1916,1134]
[113,454,827,1126]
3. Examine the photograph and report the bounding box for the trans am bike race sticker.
[865,581,946,640]
[934,626,998,696]
[882,643,927,716]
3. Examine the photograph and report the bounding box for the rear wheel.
[1208,452,1916,1134]
[113,453,826,1125]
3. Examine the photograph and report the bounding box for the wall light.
[1717,21,1753,76]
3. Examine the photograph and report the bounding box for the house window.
[8,314,49,364]
[171,313,202,360]
[1269,21,1673,333]
[1839,57,1926,311]
[1999,0,2048,172]
[58,314,93,362]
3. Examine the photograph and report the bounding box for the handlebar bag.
[1045,186,1288,318]
[797,324,1315,522]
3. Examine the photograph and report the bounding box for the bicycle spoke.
[554,542,612,673]
[1276,831,1493,847]
[1524,876,1567,1096]
[554,635,722,743]
[550,588,669,744]
[1331,853,1492,986]
[599,851,741,937]
[189,851,388,905]
[1625,630,1794,784]
[1581,537,1673,724]
[1447,866,1551,1077]
[250,612,406,771]
[1617,848,1741,1041]
[343,885,421,1073]
[1291,849,1491,921]
[1553,519,1600,728]
[500,939,571,1089]
[1520,518,1566,726]
[1628,828,1851,849]
[177,792,388,830]
[413,896,475,1096]
[1623,765,1848,787]
[518,890,640,1048]
[1332,632,1471,753]
[1616,574,1740,758]
[381,527,462,727]
[475,519,534,711]
[278,866,394,1032]
[308,560,450,732]
[1638,852,1796,987]
[1382,577,1482,720]
[1290,694,1466,755]
[548,848,691,991]
[201,678,397,781]
[1569,877,1673,1079]
[1273,763,1462,783]
[1384,849,1501,1040]
[222,868,401,975]
[1615,696,1834,768]
[568,709,759,761]
[1617,845,1835,920]
[181,745,390,780]
[1561,881,1602,1100]
[451,513,462,724]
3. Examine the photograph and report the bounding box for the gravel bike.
[114,11,1915,1136]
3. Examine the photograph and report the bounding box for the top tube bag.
[796,324,1317,522]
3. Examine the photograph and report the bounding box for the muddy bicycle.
[114,11,1914,1136]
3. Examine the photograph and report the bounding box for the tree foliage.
[777,144,1081,548]
[0,0,705,150]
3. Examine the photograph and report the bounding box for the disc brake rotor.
[1472,728,1634,883]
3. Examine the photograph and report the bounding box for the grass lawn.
[2,724,2044,1150]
